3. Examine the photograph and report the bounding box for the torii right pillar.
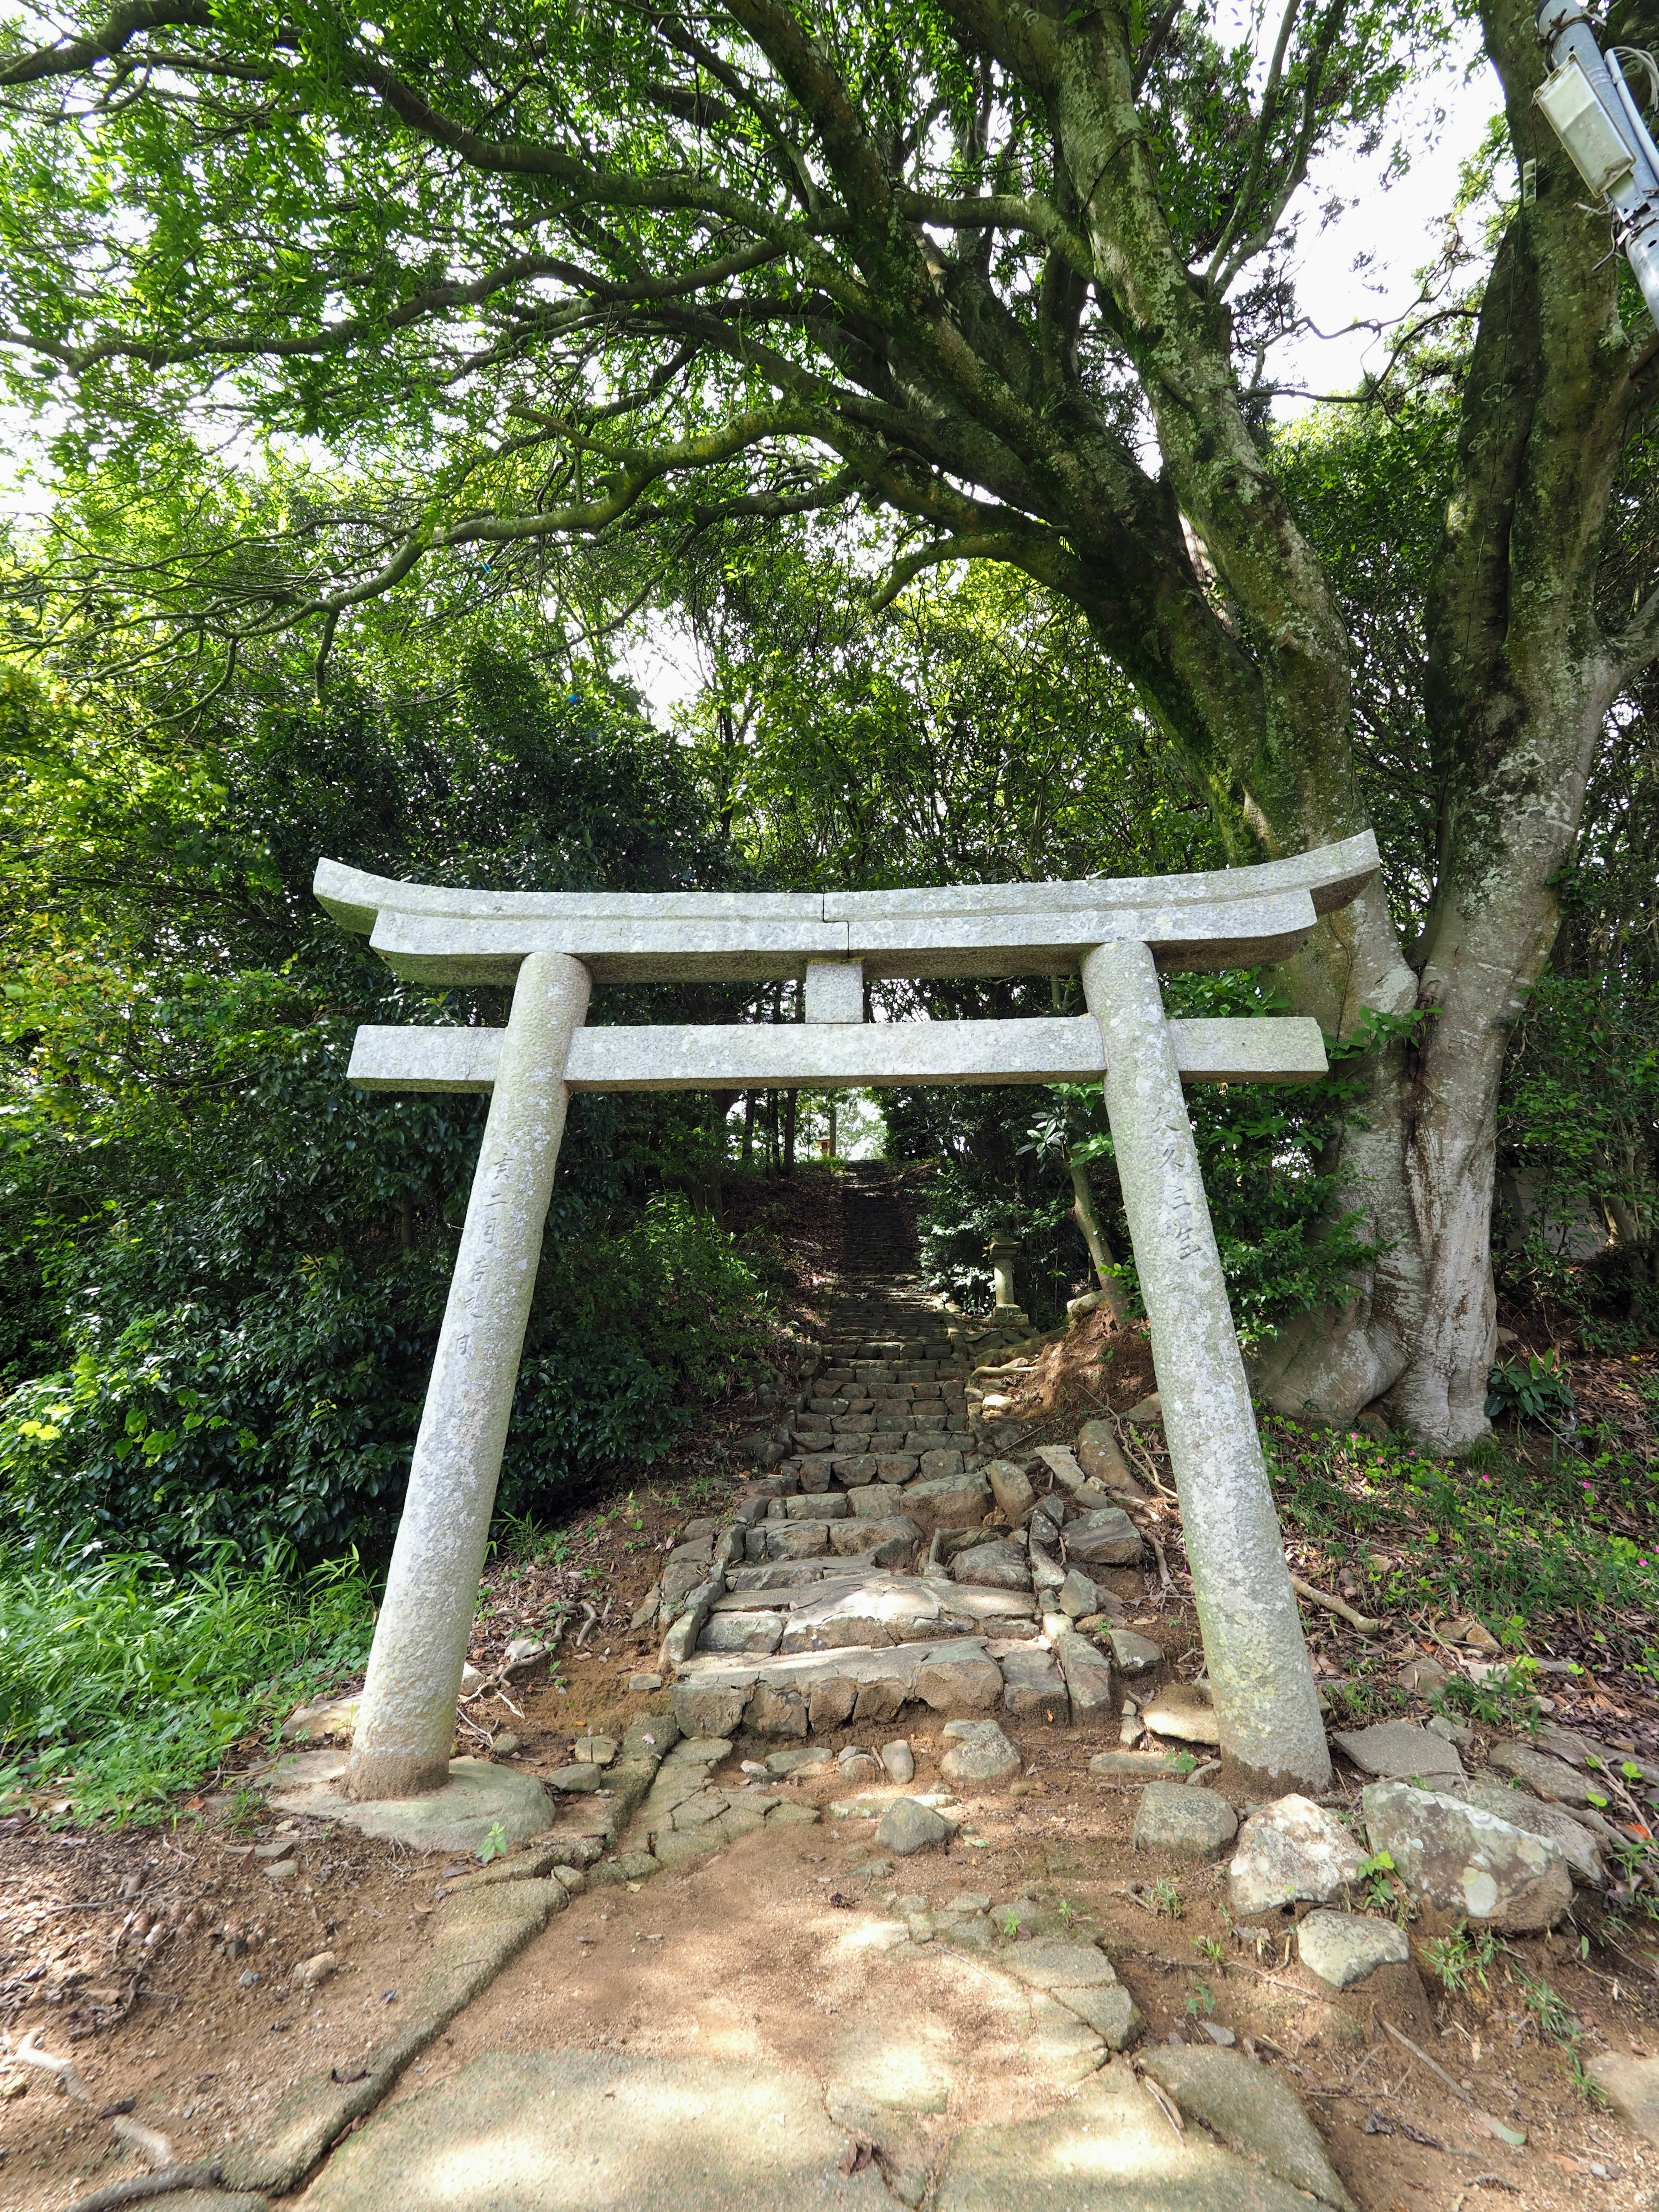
[1083,940,1332,1796]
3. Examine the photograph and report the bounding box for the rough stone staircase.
[656,1278,1140,1751]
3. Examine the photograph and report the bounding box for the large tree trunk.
[1257,0,1641,1444]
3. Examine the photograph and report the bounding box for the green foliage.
[1485,1351,1576,1427]
[1433,1660,1547,1738]
[1423,1919,1497,1995]
[0,1543,372,1826]
[0,647,766,1562]
[1264,1417,1659,1637]
[478,1820,509,1865]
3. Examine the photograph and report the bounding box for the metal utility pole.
[1536,2,1659,332]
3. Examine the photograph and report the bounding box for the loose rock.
[1296,1909,1410,1990]
[1107,1629,1164,1677]
[876,1798,950,1856]
[1227,1794,1366,1916]
[940,1719,1020,1787]
[1487,1738,1601,1805]
[1133,1782,1237,1859]
[1331,1719,1464,1782]
[1443,1777,1605,1886]
[1588,2052,1659,2148]
[1362,1779,1573,1930]
[1140,1682,1220,1746]
[880,1740,916,1784]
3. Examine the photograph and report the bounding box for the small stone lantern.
[985,1232,1020,1312]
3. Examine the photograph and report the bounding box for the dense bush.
[0,652,765,1563]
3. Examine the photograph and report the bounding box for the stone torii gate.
[315,830,1380,1805]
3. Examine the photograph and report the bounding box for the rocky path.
[11,1278,1659,2212]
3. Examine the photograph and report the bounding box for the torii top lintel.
[313,830,1379,988]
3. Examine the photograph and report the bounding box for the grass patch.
[1261,1415,1659,1678]
[0,1542,373,1827]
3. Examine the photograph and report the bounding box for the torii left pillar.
[346,952,591,1800]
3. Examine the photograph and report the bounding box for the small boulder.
[1106,1629,1164,1678]
[877,1798,950,1855]
[1140,1682,1219,1746]
[1062,1506,1144,1567]
[1332,1720,1464,1782]
[1588,2052,1659,2148]
[1487,1738,1600,1805]
[940,1719,1021,1787]
[985,1458,1036,1524]
[1074,1418,1144,1495]
[1139,2046,1354,2212]
[881,1740,916,1784]
[1228,1794,1366,1916]
[1133,1782,1238,1859]
[1362,1779,1573,1930]
[1122,1393,1162,1425]
[951,1539,1032,1591]
[1297,1909,1410,1990]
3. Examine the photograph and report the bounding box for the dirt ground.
[6,1284,1659,2209]
[6,1617,1659,2212]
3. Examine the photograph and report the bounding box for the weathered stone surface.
[1053,1980,1142,2050]
[1141,1682,1220,1745]
[1443,1777,1604,1885]
[903,1469,991,1533]
[1001,1646,1069,1724]
[877,1797,950,1854]
[1140,2047,1355,2212]
[1074,1419,1144,1495]
[1487,1738,1600,1805]
[1055,1567,1099,1618]
[1228,1794,1366,1916]
[1088,1748,1194,1781]
[697,1611,784,1657]
[936,2064,1325,2212]
[748,1684,809,1738]
[809,1678,859,1731]
[1362,1780,1573,1930]
[831,2016,954,2114]
[951,1539,1032,1591]
[1297,1910,1411,1990]
[916,1448,966,1483]
[1061,1506,1144,1566]
[881,1739,916,1783]
[222,1883,552,2195]
[1588,2052,1659,2148]
[915,1650,1004,1714]
[1022,1993,1107,2084]
[268,1756,553,1859]
[830,1516,922,1567]
[994,1933,1119,1995]
[670,1681,751,1740]
[1052,1628,1114,1724]
[940,1719,1021,1787]
[1134,1782,1237,1858]
[301,2050,891,2212]
[783,1493,850,1520]
[546,1762,607,1793]
[751,1520,832,1561]
[984,1457,1036,1523]
[1107,1629,1164,1677]
[1332,1720,1464,1781]
[824,2088,931,2209]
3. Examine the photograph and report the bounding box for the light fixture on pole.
[1536,2,1659,332]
